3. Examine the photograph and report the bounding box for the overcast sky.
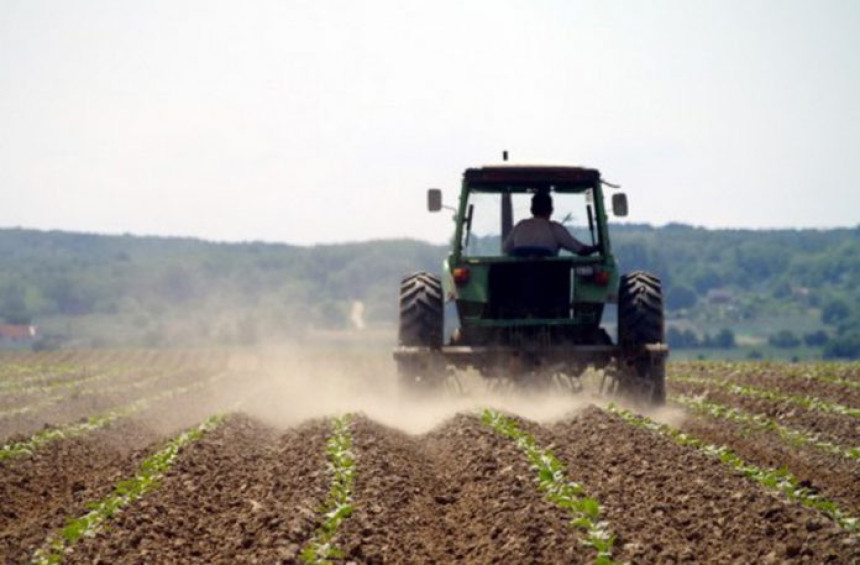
[1,1,858,245]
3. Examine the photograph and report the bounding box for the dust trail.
[645,403,690,429]
[232,343,596,434]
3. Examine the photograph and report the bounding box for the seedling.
[482,409,616,564]
[608,404,858,532]
[32,414,226,564]
[673,394,860,462]
[671,374,860,418]
[301,415,356,565]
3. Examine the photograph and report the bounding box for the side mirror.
[427,188,443,212]
[612,193,628,217]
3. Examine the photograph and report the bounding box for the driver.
[502,192,598,256]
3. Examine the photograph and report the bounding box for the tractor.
[394,162,668,404]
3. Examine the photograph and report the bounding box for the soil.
[336,415,592,564]
[0,367,212,442]
[669,363,860,411]
[679,413,860,516]
[0,420,160,563]
[669,380,860,447]
[2,352,859,563]
[542,407,856,563]
[65,415,330,564]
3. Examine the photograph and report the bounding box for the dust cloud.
[646,404,689,428]
[224,341,597,434]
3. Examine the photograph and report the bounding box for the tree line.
[0,224,858,357]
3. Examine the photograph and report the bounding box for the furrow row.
[4,400,856,562]
[0,368,199,421]
[0,371,230,462]
[300,415,356,564]
[670,374,860,417]
[672,393,860,462]
[0,368,122,396]
[608,404,858,532]
[482,408,615,564]
[32,414,226,564]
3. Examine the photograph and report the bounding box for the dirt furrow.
[65,415,329,564]
[0,366,90,391]
[543,406,856,563]
[0,369,240,449]
[0,378,242,563]
[337,414,592,564]
[0,421,161,563]
[670,381,860,447]
[678,412,860,516]
[670,364,860,407]
[720,372,859,409]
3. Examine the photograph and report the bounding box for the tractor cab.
[428,165,628,346]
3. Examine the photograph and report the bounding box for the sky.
[1,0,858,245]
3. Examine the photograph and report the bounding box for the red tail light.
[453,267,470,285]
[593,270,610,286]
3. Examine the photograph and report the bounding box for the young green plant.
[482,409,615,565]
[32,414,226,565]
[670,374,860,418]
[608,404,857,532]
[673,394,860,462]
[1,371,230,462]
[300,414,356,565]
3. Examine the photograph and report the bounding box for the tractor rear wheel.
[617,271,666,405]
[397,272,444,391]
[398,272,443,347]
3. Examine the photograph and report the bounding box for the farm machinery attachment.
[394,162,668,405]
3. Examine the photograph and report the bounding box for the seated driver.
[502,192,598,256]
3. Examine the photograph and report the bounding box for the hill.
[0,225,857,358]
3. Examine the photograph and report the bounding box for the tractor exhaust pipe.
[500,150,512,251]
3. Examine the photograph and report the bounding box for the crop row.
[670,374,860,417]
[608,404,858,532]
[0,366,194,421]
[0,361,81,377]
[0,364,90,391]
[300,415,356,564]
[0,371,230,462]
[298,404,857,564]
[768,363,860,390]
[31,414,226,564]
[0,350,231,390]
[672,394,860,462]
[670,361,860,390]
[0,392,65,420]
[482,409,615,564]
[10,398,857,562]
[298,410,618,565]
[0,367,132,399]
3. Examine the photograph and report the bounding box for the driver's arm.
[552,223,591,254]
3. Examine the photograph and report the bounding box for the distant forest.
[0,225,858,358]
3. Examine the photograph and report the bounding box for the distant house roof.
[0,325,37,339]
[706,289,734,304]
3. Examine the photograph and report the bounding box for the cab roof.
[463,165,601,193]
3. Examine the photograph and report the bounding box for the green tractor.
[394,163,668,404]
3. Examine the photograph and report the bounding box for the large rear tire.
[617,271,666,405]
[398,272,443,347]
[397,272,444,392]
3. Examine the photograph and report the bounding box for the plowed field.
[1,350,858,563]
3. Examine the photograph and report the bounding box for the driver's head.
[531,192,553,218]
